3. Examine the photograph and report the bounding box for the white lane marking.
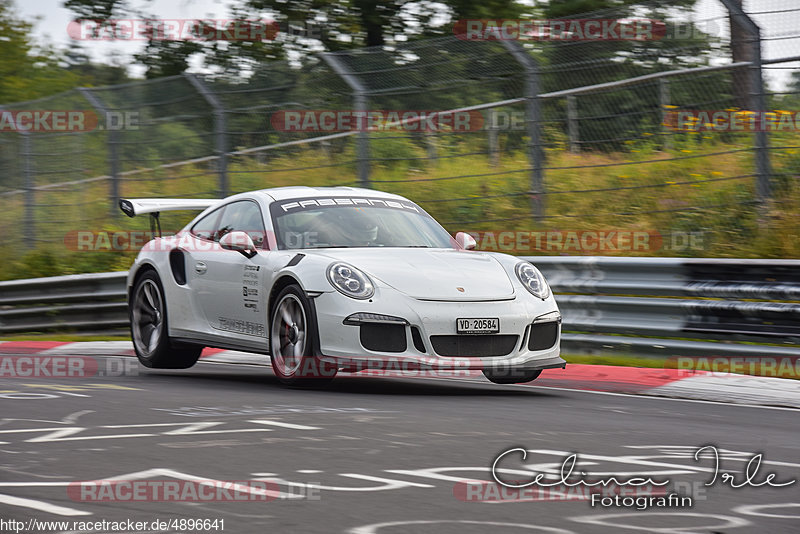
[102,422,273,436]
[734,503,800,519]
[15,342,799,411]
[409,375,800,412]
[63,410,94,424]
[0,493,90,516]
[386,466,540,484]
[0,419,323,443]
[571,512,750,533]
[0,468,300,500]
[26,427,155,443]
[0,392,59,400]
[350,520,575,534]
[162,422,271,436]
[258,474,433,492]
[248,420,321,430]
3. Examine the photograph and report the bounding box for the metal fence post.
[659,78,672,151]
[185,74,228,197]
[20,132,35,242]
[488,108,499,167]
[502,40,544,219]
[322,52,371,189]
[79,88,119,218]
[719,0,772,207]
[567,96,579,154]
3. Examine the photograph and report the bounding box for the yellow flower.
[711,171,723,176]
[663,105,678,109]
[681,150,692,153]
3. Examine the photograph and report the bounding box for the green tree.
[0,0,82,103]
[65,0,526,78]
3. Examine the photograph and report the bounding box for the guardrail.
[1,257,799,359]
[534,256,800,358]
[0,272,128,334]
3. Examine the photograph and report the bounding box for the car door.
[188,199,271,344]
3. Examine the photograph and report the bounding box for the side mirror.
[219,231,257,258]
[454,231,477,251]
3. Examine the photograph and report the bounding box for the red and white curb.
[1,341,799,409]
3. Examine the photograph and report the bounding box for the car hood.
[309,248,516,301]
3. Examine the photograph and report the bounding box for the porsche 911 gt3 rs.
[121,186,565,385]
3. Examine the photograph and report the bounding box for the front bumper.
[312,285,564,372]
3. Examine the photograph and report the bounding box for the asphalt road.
[1,354,798,534]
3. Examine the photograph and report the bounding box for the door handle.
[195,262,207,274]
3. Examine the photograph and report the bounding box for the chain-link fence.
[0,0,798,278]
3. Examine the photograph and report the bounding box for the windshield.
[270,196,455,250]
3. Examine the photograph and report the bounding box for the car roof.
[253,186,410,203]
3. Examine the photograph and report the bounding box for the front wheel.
[130,270,201,369]
[269,285,337,386]
[483,368,542,384]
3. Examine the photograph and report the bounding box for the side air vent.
[410,326,427,353]
[169,249,187,285]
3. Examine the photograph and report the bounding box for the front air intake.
[430,335,518,357]
[528,322,559,351]
[360,323,407,353]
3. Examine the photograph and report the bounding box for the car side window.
[190,207,223,241]
[216,200,267,248]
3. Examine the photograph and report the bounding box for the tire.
[482,368,542,384]
[269,284,337,386]
[130,270,202,369]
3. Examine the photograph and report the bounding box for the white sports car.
[121,186,564,385]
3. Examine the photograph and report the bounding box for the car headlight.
[515,262,550,299]
[327,262,375,299]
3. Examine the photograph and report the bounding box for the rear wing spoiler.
[119,198,221,218]
[119,198,221,238]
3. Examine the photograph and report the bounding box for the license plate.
[457,318,500,334]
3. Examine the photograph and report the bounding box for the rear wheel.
[130,270,201,369]
[270,285,336,386]
[483,368,542,384]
